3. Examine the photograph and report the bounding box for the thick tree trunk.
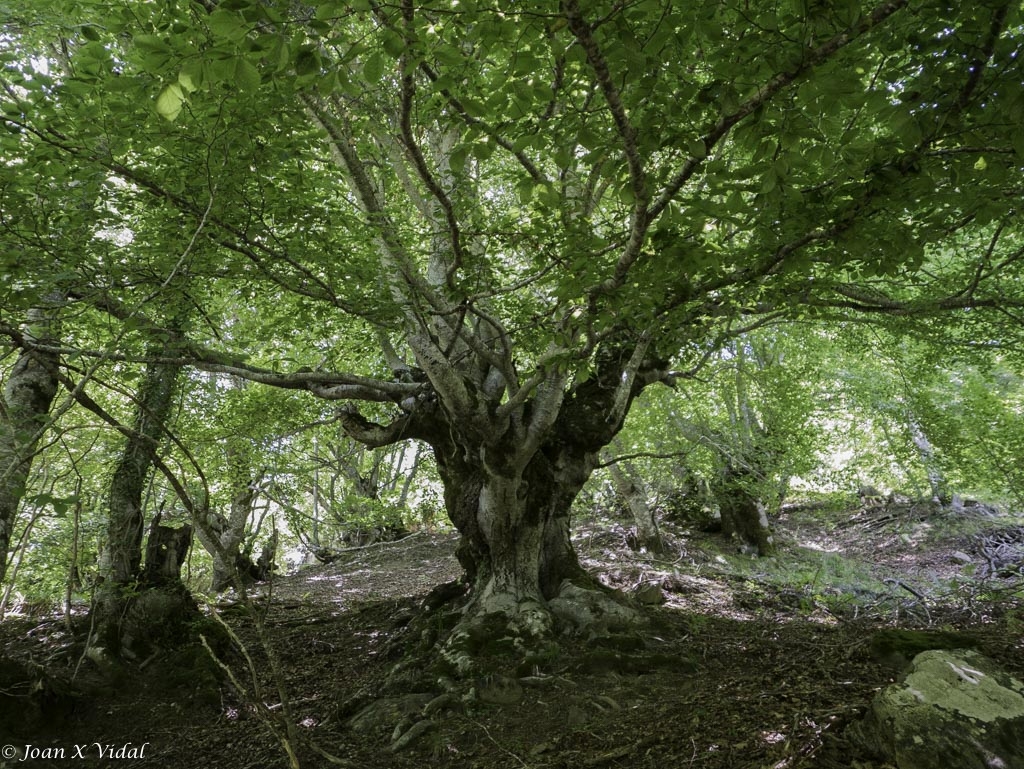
[0,308,60,586]
[142,517,193,585]
[717,467,775,556]
[332,340,667,672]
[436,435,631,650]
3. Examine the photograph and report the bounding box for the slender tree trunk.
[0,307,60,586]
[192,418,265,592]
[94,349,191,655]
[195,464,262,592]
[103,356,180,588]
[909,418,947,503]
[64,482,83,629]
[604,450,665,553]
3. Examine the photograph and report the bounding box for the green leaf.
[471,139,495,160]
[449,144,469,175]
[894,111,922,147]
[295,47,321,76]
[516,177,535,204]
[134,35,170,54]
[577,126,602,150]
[234,58,261,92]
[276,40,292,72]
[207,55,238,84]
[363,52,385,81]
[207,9,251,41]
[177,70,198,93]
[434,44,464,68]
[382,31,405,58]
[155,83,185,121]
[315,2,343,21]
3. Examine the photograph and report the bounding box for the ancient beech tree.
[3,0,1023,648]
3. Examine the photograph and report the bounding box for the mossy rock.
[475,673,524,706]
[148,644,225,710]
[98,585,201,660]
[850,650,1024,769]
[191,616,233,656]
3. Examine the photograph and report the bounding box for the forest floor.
[2,497,1024,769]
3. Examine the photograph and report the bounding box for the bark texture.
[0,309,60,586]
[103,355,180,588]
[142,518,193,585]
[194,460,262,592]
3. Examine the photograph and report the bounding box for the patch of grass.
[702,539,902,617]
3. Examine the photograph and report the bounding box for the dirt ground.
[1,500,1022,769]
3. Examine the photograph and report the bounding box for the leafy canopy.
[1,0,1022,447]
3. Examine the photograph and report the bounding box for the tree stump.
[142,522,192,586]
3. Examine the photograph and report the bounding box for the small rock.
[950,551,974,564]
[566,704,590,728]
[529,741,556,756]
[633,583,665,605]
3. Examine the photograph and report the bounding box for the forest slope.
[2,498,1023,769]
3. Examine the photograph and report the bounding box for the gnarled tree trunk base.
[93,582,200,662]
[353,576,680,755]
[385,574,647,684]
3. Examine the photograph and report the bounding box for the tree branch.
[564,0,650,296]
[399,0,465,287]
[334,405,415,449]
[416,63,547,184]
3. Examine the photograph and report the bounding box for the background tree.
[610,328,822,555]
[0,305,61,585]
